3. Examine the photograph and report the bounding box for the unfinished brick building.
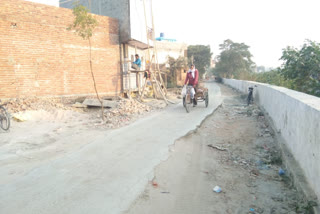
[0,0,121,99]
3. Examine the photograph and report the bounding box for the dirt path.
[0,98,168,185]
[125,84,310,214]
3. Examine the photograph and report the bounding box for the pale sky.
[152,0,320,68]
[26,0,320,68]
[25,0,59,7]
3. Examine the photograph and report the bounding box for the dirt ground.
[125,84,313,214]
[0,93,177,185]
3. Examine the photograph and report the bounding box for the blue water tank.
[160,32,165,38]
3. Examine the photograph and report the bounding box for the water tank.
[160,32,165,38]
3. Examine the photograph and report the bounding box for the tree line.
[211,39,320,97]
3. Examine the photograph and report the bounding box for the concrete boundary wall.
[223,79,320,202]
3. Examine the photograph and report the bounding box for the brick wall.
[0,0,121,99]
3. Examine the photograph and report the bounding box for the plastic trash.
[213,186,222,193]
[249,208,255,213]
[258,164,269,170]
[279,168,285,175]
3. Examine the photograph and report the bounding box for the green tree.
[252,69,293,88]
[280,40,320,96]
[187,45,212,77]
[167,56,188,87]
[213,39,255,78]
[67,3,105,120]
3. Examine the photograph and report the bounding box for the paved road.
[0,82,223,214]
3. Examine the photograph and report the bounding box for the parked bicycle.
[0,100,10,131]
[247,86,255,105]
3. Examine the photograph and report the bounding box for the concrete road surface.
[0,82,222,214]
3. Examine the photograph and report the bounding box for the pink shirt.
[185,69,199,86]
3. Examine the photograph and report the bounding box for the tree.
[167,56,188,87]
[67,3,105,120]
[253,69,293,89]
[280,40,320,97]
[213,39,255,78]
[187,45,212,77]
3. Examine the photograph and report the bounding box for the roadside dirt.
[125,84,312,214]
[0,93,179,185]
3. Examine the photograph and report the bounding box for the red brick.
[0,0,121,98]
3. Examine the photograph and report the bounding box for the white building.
[25,0,59,7]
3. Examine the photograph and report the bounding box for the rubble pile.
[4,96,162,129]
[104,99,152,127]
[4,98,71,113]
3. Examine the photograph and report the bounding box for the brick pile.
[104,99,152,128]
[4,97,72,113]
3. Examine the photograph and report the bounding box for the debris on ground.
[152,181,158,188]
[279,168,285,176]
[83,99,118,108]
[103,99,153,128]
[126,85,318,214]
[3,95,170,129]
[72,102,87,108]
[213,186,222,193]
[12,113,30,122]
[207,144,228,151]
[4,97,72,113]
[213,95,318,213]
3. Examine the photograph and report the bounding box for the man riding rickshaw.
[182,64,209,110]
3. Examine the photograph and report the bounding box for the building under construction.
[60,0,168,100]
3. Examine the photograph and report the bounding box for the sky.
[151,0,320,68]
[25,0,59,7]
[26,0,320,68]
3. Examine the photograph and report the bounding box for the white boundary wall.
[223,79,320,200]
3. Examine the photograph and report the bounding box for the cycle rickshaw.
[183,84,209,113]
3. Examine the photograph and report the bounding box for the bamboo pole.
[142,0,167,103]
[150,0,167,95]
[139,55,154,101]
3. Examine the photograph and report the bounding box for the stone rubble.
[3,88,181,128]
[4,97,72,113]
[104,99,153,128]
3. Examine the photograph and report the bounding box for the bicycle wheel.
[247,93,252,105]
[205,93,209,108]
[0,106,10,131]
[185,94,191,113]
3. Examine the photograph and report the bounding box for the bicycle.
[0,100,10,131]
[183,85,209,113]
[247,86,254,105]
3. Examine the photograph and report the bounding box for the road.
[126,84,311,214]
[0,82,223,214]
